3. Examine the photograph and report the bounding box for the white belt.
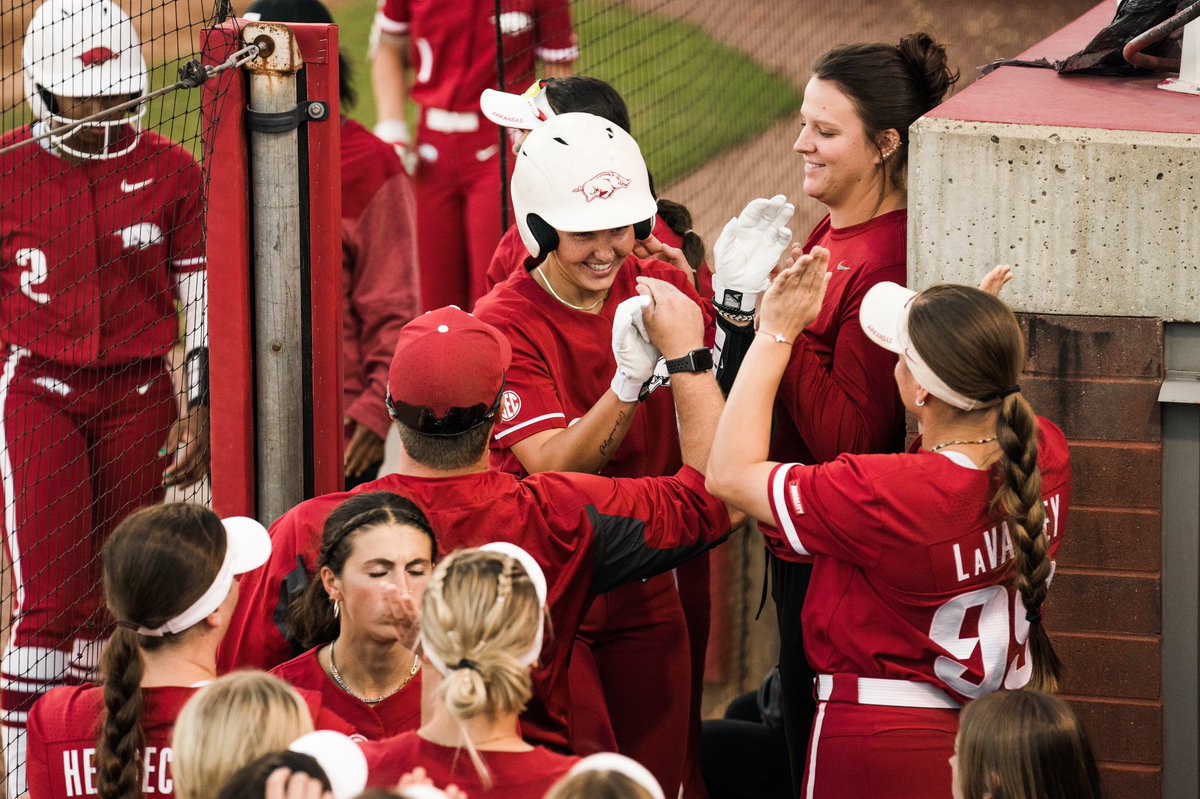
[816,674,961,710]
[424,108,480,134]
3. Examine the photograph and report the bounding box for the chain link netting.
[1,1,238,791]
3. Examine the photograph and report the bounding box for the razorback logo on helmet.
[573,171,631,202]
[78,47,118,67]
[115,223,163,251]
[500,390,522,423]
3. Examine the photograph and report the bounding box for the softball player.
[270,492,436,740]
[371,0,578,311]
[218,303,737,760]
[472,112,730,796]
[361,546,580,797]
[708,250,1070,798]
[1,1,209,788]
[24,505,271,799]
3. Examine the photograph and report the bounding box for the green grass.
[4,1,801,185]
[332,0,800,185]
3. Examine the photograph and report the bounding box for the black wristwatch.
[664,348,714,375]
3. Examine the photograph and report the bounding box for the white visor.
[859,282,988,412]
[289,730,368,799]
[136,516,271,637]
[568,753,666,799]
[480,81,555,130]
[423,542,548,674]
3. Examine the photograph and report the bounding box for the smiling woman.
[270,491,438,740]
[718,31,961,795]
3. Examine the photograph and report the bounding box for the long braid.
[95,628,148,799]
[994,392,1061,691]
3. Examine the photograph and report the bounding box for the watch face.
[668,348,713,374]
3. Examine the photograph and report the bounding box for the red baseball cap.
[387,307,512,435]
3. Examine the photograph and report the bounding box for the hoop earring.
[332,599,340,619]
[914,397,926,407]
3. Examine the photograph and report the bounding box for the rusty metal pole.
[242,23,305,523]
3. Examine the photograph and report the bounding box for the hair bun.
[896,32,959,108]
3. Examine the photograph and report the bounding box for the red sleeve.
[217,502,330,672]
[534,0,578,62]
[486,310,569,448]
[169,152,206,272]
[484,226,528,294]
[764,459,884,568]
[776,261,905,461]
[25,699,51,799]
[343,170,420,439]
[376,0,410,33]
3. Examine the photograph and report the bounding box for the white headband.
[423,542,549,675]
[568,753,666,799]
[135,516,271,637]
[859,282,989,412]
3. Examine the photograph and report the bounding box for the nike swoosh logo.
[120,178,154,193]
[475,145,499,162]
[136,379,154,396]
[33,376,71,397]
[836,263,851,271]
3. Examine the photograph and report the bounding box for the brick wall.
[1019,313,1164,798]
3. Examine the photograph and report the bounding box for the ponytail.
[95,628,149,799]
[655,199,706,274]
[994,393,1062,692]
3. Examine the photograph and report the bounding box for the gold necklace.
[927,436,997,453]
[534,266,607,312]
[328,640,420,704]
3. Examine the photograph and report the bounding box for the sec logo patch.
[500,390,522,422]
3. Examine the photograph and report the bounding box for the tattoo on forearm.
[599,409,627,457]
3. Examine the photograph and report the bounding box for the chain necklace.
[534,266,607,312]
[928,436,997,453]
[328,640,421,705]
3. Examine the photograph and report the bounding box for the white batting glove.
[374,119,418,175]
[611,295,660,403]
[712,195,795,314]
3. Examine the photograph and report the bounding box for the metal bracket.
[245,101,330,134]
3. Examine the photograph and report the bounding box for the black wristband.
[664,348,714,375]
[184,347,210,408]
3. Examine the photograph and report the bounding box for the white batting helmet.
[23,0,148,160]
[511,112,657,263]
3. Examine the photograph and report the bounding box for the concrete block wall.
[1020,313,1164,797]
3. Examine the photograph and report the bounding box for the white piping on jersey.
[373,12,409,35]
[415,38,434,84]
[936,449,985,470]
[536,45,581,62]
[770,462,808,556]
[173,256,207,268]
[493,412,566,440]
[0,349,27,653]
[805,702,826,799]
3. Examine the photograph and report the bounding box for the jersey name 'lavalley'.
[950,492,1064,583]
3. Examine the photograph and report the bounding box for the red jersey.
[270,647,421,741]
[771,210,907,465]
[25,684,195,799]
[374,0,577,113]
[218,466,728,750]
[340,119,420,440]
[765,417,1072,704]
[0,127,205,368]
[361,732,577,796]
[473,255,713,480]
